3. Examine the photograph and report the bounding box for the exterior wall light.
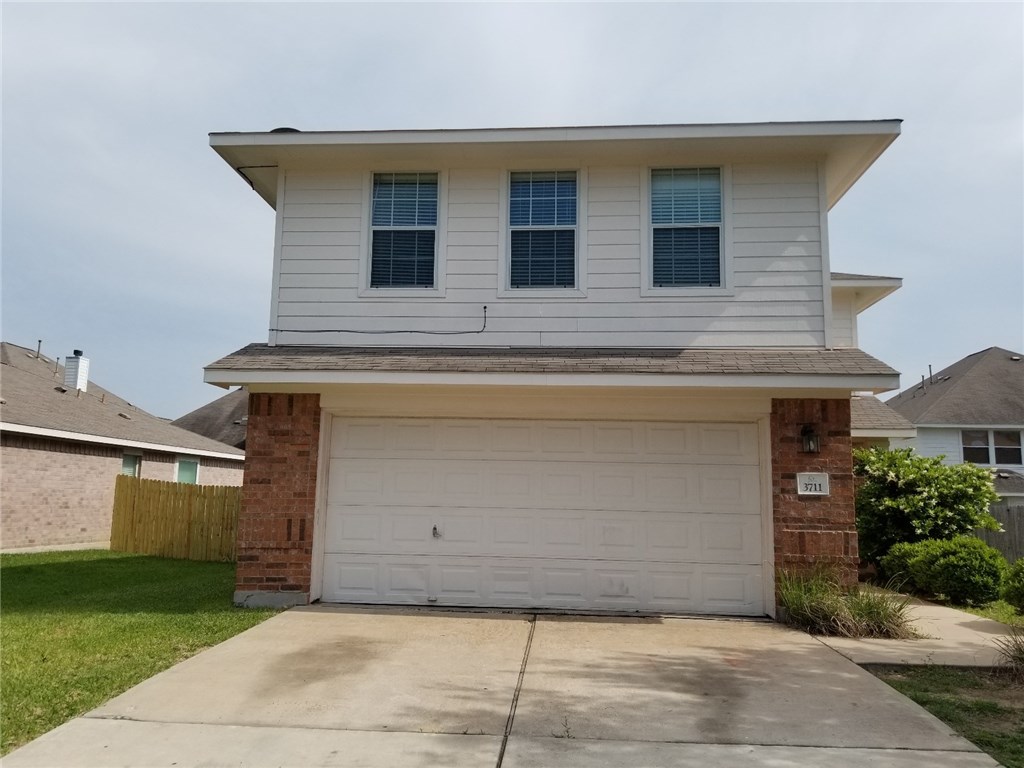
[800,424,821,454]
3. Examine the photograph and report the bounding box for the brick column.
[234,393,321,607]
[771,398,857,585]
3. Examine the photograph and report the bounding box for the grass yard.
[0,550,278,755]
[963,599,1024,628]
[871,665,1024,768]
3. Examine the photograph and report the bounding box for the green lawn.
[0,550,278,755]
[872,665,1024,768]
[963,599,1024,628]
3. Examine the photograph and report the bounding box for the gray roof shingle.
[0,342,244,457]
[171,389,248,449]
[206,344,898,378]
[886,347,1024,426]
[850,395,916,432]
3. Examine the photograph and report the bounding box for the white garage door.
[321,418,765,615]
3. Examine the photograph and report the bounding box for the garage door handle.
[432,525,441,539]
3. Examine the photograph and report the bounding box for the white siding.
[893,428,963,464]
[272,161,825,348]
[831,292,856,348]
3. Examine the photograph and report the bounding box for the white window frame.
[175,456,201,484]
[498,167,588,298]
[640,165,733,297]
[358,170,448,298]
[960,428,1024,466]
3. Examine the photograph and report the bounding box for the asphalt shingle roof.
[886,347,1024,426]
[0,342,244,457]
[171,389,248,450]
[850,395,916,432]
[206,344,898,377]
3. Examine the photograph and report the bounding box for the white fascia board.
[205,369,900,394]
[851,428,918,438]
[915,423,1024,430]
[0,423,245,461]
[209,120,902,148]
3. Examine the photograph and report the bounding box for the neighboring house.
[205,120,905,616]
[172,388,249,450]
[0,343,245,550]
[888,346,1024,500]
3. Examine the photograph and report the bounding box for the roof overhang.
[210,119,902,211]
[830,273,903,313]
[206,368,900,393]
[1,422,245,461]
[205,345,901,395]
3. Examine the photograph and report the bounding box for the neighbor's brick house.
[205,121,906,616]
[0,343,245,550]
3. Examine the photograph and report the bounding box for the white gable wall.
[272,158,827,348]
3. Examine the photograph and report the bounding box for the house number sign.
[796,472,830,496]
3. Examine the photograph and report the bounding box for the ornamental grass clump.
[993,625,1024,680]
[776,567,917,638]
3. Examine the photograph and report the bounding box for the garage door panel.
[332,420,759,465]
[322,555,763,615]
[324,417,766,615]
[329,459,759,514]
[325,507,760,564]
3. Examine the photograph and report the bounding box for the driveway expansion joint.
[496,613,537,768]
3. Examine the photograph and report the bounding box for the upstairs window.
[651,168,722,287]
[509,171,577,288]
[961,429,1023,465]
[370,172,438,288]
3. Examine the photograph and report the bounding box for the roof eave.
[210,119,902,210]
[831,277,903,313]
[0,422,245,460]
[204,368,901,394]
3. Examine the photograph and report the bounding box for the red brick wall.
[1,434,119,549]
[771,398,857,584]
[235,393,320,606]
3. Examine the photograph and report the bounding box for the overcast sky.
[3,1,1022,419]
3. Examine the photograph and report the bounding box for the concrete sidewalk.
[819,597,1014,666]
[3,606,1003,767]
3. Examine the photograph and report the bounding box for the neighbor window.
[650,167,722,287]
[509,171,577,288]
[176,458,199,484]
[370,172,438,288]
[120,454,140,477]
[961,429,1023,465]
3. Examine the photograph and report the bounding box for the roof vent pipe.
[64,350,89,392]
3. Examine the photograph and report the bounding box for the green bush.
[854,447,1000,565]
[1003,559,1024,614]
[883,537,1007,606]
[878,541,920,584]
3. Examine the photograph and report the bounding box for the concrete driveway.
[5,606,997,767]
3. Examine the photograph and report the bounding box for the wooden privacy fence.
[976,503,1024,564]
[110,476,241,562]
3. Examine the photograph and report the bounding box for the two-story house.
[887,346,1024,500]
[205,121,903,616]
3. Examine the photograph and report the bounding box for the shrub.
[776,568,917,638]
[854,447,1000,565]
[884,537,1007,606]
[879,541,921,584]
[1003,559,1024,614]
